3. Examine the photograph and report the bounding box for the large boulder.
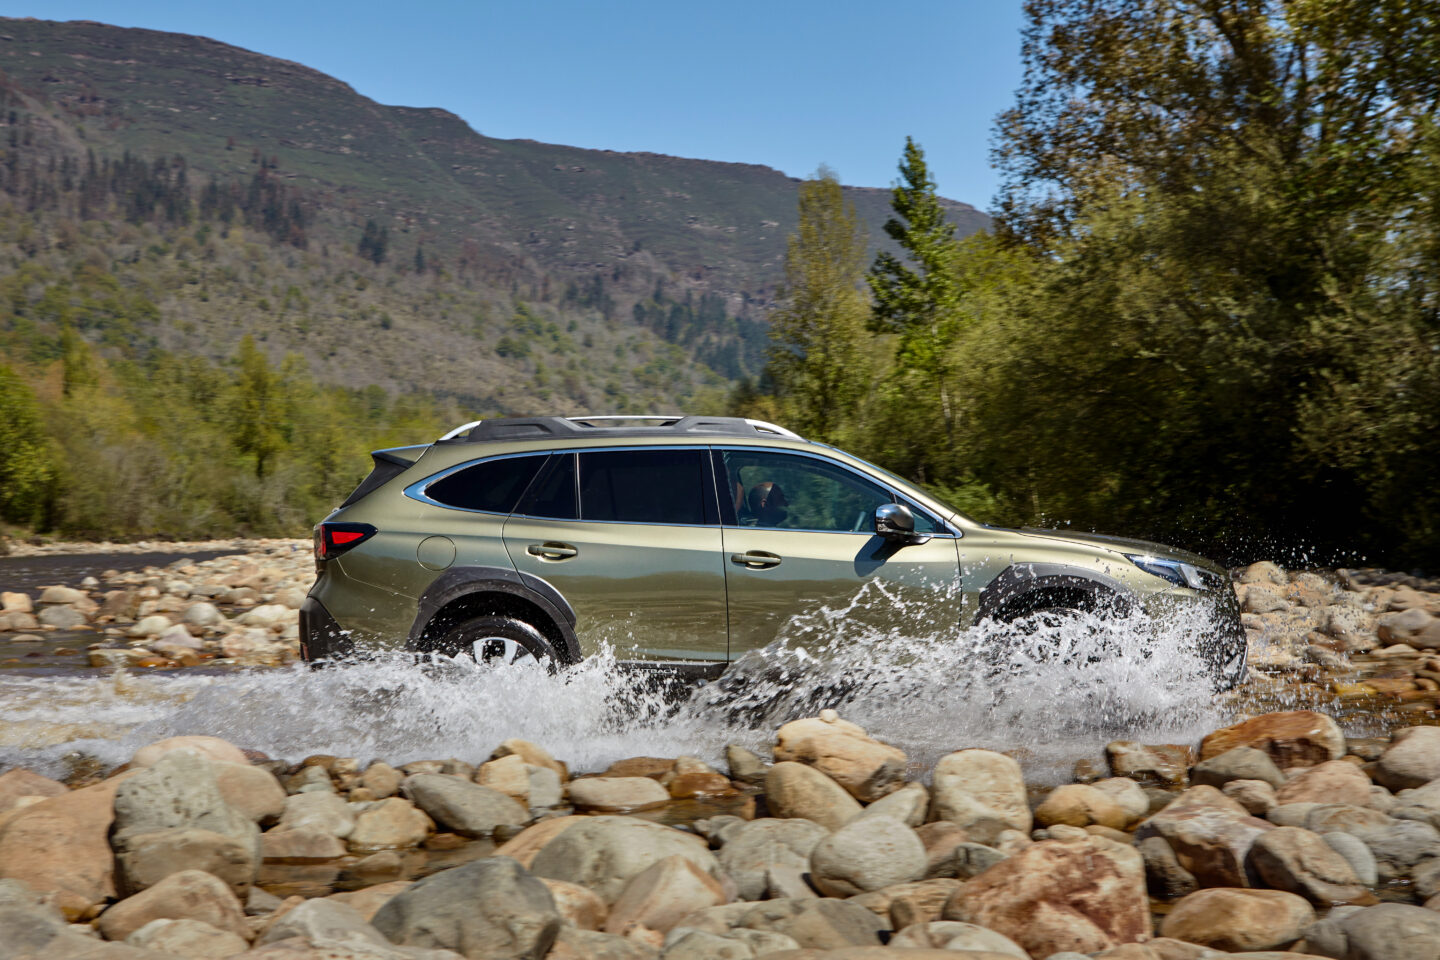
[372,858,561,959]
[402,774,529,837]
[97,869,249,942]
[567,777,671,812]
[1275,761,1378,808]
[717,818,830,902]
[808,815,925,897]
[1375,726,1440,791]
[1247,826,1370,904]
[1192,746,1287,791]
[1133,785,1273,887]
[1303,902,1440,960]
[0,771,136,918]
[605,854,725,935]
[111,751,260,896]
[1158,888,1313,951]
[772,714,907,803]
[529,816,720,904]
[1199,711,1345,768]
[764,762,861,830]
[942,835,1148,958]
[928,749,1032,844]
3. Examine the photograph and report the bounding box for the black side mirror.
[875,503,928,544]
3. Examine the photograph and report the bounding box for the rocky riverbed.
[4,545,1440,958]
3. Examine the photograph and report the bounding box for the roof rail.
[433,415,806,444]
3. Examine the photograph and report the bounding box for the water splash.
[0,581,1238,784]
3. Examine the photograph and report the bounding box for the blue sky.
[26,2,1027,210]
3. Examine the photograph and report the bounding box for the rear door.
[503,447,728,662]
[716,447,962,657]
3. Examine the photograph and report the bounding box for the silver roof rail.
[744,418,803,440]
[565,415,686,424]
[438,420,483,442]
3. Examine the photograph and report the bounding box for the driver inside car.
[744,481,789,527]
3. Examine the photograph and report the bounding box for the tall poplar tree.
[765,168,871,443]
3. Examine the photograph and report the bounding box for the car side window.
[718,450,891,533]
[424,455,547,513]
[516,453,578,520]
[579,449,709,525]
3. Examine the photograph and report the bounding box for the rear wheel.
[429,615,559,672]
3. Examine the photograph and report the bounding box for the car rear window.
[579,449,708,525]
[424,455,547,513]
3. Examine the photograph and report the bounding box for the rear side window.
[425,455,546,513]
[517,453,578,520]
[579,449,709,525]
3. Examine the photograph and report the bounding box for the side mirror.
[875,503,927,544]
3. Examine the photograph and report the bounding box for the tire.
[428,615,559,672]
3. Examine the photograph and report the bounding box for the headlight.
[1124,554,1207,590]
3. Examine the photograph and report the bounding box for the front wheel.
[428,615,559,672]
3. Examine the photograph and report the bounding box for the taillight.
[315,522,377,560]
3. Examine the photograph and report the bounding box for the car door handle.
[528,542,577,560]
[731,551,781,569]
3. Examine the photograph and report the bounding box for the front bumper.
[1140,582,1248,689]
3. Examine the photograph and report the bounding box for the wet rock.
[257,897,391,946]
[492,815,590,867]
[360,762,402,800]
[38,604,88,628]
[126,917,249,958]
[0,889,106,959]
[929,749,1032,843]
[492,739,567,780]
[529,816,720,904]
[278,791,355,838]
[1035,783,1130,830]
[0,772,133,918]
[1139,836,1198,900]
[1243,584,1289,614]
[716,818,829,902]
[347,797,434,850]
[1159,888,1313,951]
[568,776,672,812]
[943,835,1148,958]
[0,768,67,814]
[476,755,530,802]
[261,825,347,859]
[1248,826,1370,904]
[1300,902,1440,960]
[1134,784,1273,887]
[287,764,333,794]
[1275,759,1375,808]
[914,821,970,878]
[1,591,33,613]
[372,858,562,960]
[606,854,726,935]
[885,920,1026,956]
[1322,831,1378,886]
[847,878,959,927]
[603,757,675,779]
[539,878,606,930]
[131,734,251,769]
[214,762,287,824]
[1192,745,1287,790]
[1224,779,1278,816]
[1089,777,1150,824]
[808,815,925,897]
[765,762,862,830]
[181,601,224,629]
[772,714,907,803]
[0,610,39,630]
[1375,725,1440,791]
[1377,608,1436,645]
[1105,741,1191,784]
[732,898,885,948]
[1411,857,1440,899]
[1391,779,1440,829]
[97,869,250,942]
[111,751,260,896]
[726,745,768,785]
[1305,803,1440,879]
[402,773,528,837]
[324,880,414,923]
[127,614,172,637]
[527,765,564,809]
[1199,711,1346,768]
[39,585,88,605]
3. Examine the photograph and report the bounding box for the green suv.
[300,415,1246,687]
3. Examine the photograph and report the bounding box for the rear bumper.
[299,595,355,663]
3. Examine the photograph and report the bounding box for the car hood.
[1009,527,1228,575]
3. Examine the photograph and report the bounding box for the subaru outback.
[300,415,1247,687]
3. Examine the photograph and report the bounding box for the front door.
[504,448,728,662]
[716,448,962,657]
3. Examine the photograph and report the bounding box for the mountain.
[0,17,989,412]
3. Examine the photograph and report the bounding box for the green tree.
[232,336,283,479]
[764,169,872,443]
[867,138,966,438]
[0,364,54,526]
